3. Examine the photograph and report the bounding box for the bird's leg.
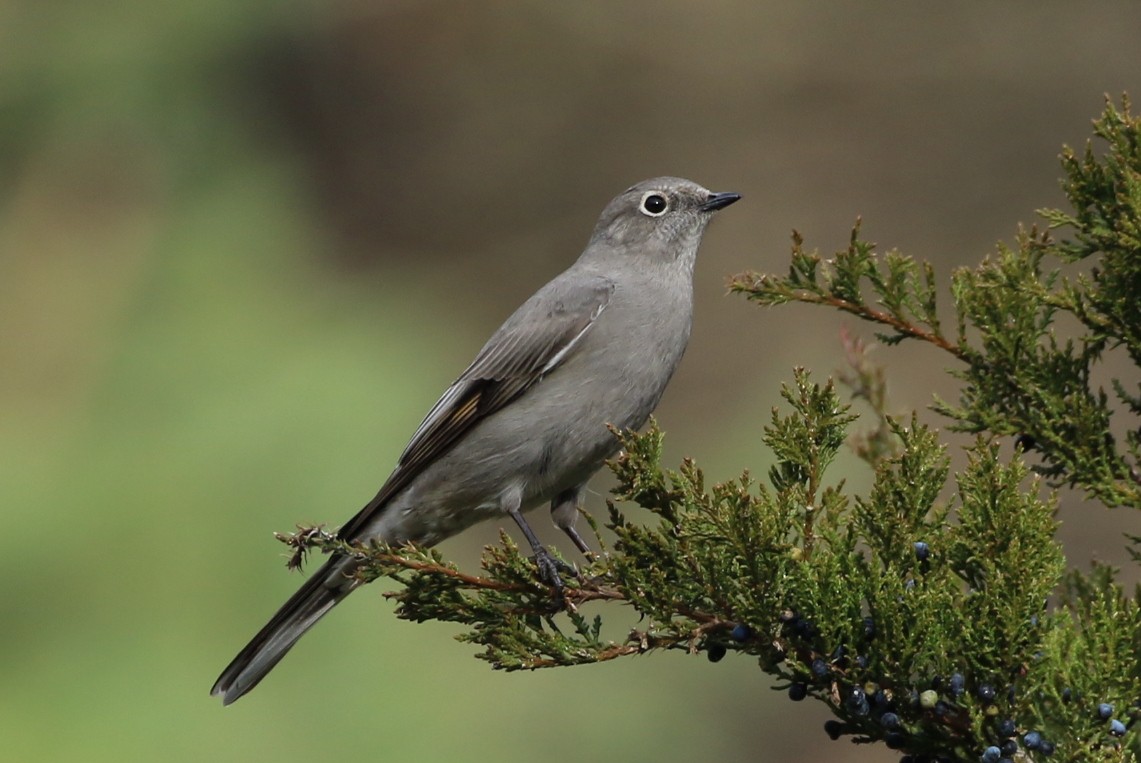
[550,485,594,559]
[508,508,575,595]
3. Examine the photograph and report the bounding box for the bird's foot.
[529,546,582,603]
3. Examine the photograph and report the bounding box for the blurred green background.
[3,3,1139,761]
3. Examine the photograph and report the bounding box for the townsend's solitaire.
[211,177,739,704]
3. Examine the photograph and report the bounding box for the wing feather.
[337,276,613,539]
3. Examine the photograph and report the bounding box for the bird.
[211,176,740,704]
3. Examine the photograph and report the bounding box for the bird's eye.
[640,193,668,217]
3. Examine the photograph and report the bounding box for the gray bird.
[211,177,739,704]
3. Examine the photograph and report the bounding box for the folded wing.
[337,276,614,540]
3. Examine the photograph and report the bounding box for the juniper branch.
[730,96,1141,512]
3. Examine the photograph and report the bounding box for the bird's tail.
[211,557,353,705]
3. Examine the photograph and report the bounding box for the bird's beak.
[699,192,741,212]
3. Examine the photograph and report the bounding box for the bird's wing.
[338,276,614,539]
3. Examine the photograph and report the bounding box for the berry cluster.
[704,603,1133,760]
[762,609,1073,761]
[979,714,1055,762]
[1097,702,1129,738]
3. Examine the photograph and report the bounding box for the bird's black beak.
[700,191,741,212]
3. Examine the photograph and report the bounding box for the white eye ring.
[639,191,669,217]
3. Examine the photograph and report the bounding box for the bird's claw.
[530,547,581,603]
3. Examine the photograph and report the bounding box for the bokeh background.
[3,3,1139,761]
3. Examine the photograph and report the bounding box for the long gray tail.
[211,557,353,705]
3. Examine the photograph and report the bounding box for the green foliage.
[277,97,1141,761]
[731,97,1141,513]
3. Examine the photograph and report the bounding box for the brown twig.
[797,292,967,361]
